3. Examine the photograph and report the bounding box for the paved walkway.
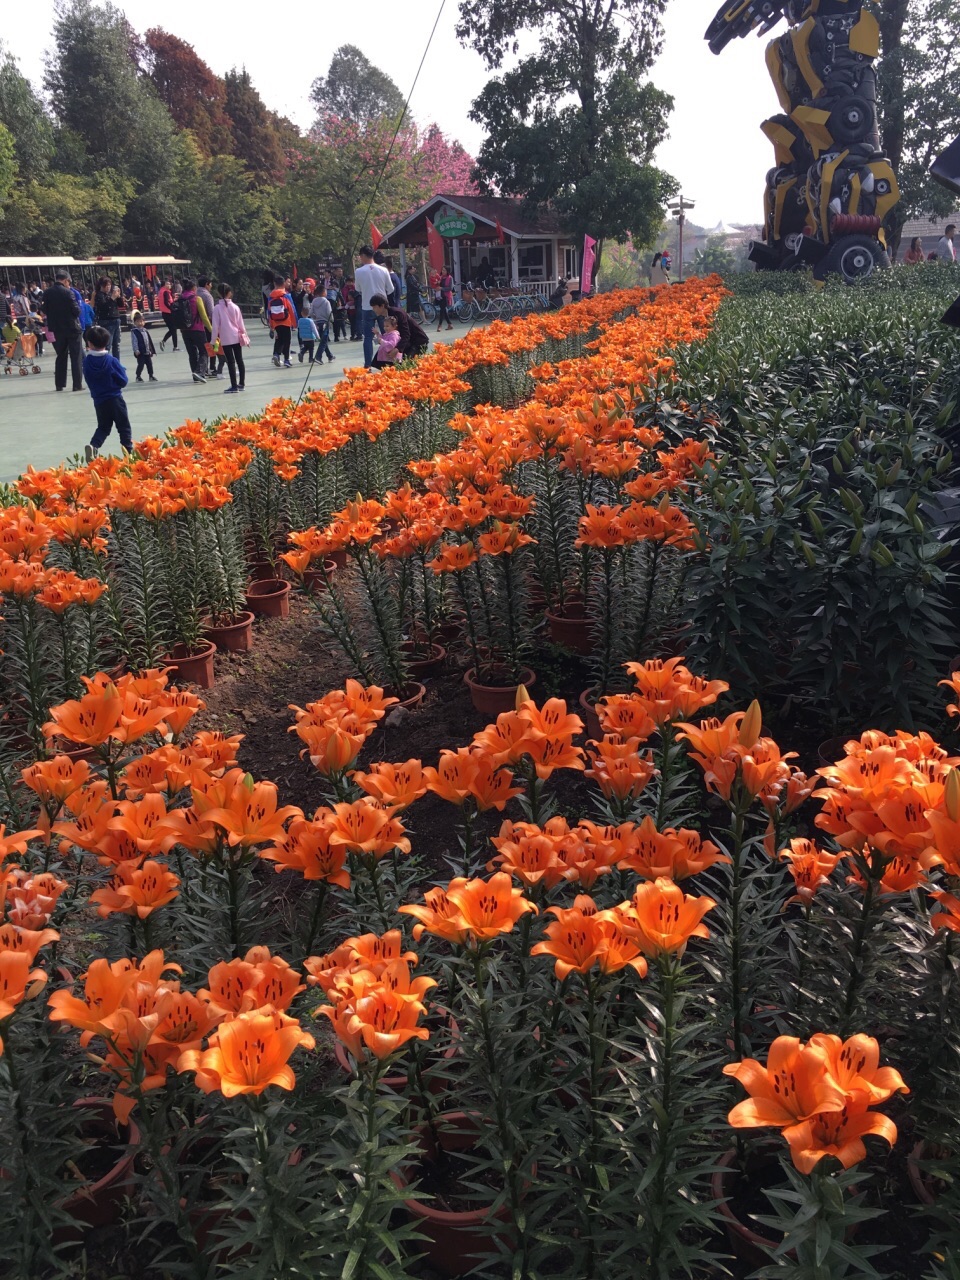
[1,322,466,483]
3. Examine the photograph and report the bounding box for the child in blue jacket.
[82,325,132,460]
[297,308,320,363]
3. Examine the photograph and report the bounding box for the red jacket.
[266,288,296,328]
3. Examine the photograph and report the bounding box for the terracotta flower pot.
[245,578,291,619]
[907,1140,950,1206]
[545,602,594,655]
[51,1097,141,1241]
[326,548,349,570]
[247,558,278,581]
[401,641,446,679]
[204,611,254,653]
[162,640,217,689]
[464,666,536,717]
[712,1146,859,1269]
[579,687,602,741]
[392,1111,519,1278]
[383,682,426,711]
[300,559,338,592]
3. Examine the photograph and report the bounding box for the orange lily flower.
[724,1035,847,1130]
[929,888,960,932]
[488,820,566,889]
[399,881,472,946]
[200,774,302,849]
[443,872,537,944]
[352,759,428,812]
[259,815,350,886]
[178,1007,315,1096]
[325,799,411,859]
[0,924,59,961]
[89,860,180,919]
[532,902,647,980]
[2,869,68,929]
[783,1099,900,1174]
[108,794,175,856]
[0,951,48,1030]
[779,838,840,904]
[585,735,656,801]
[614,877,715,956]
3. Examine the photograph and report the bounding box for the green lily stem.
[648,953,680,1271]
[300,881,329,963]
[728,799,748,1059]
[840,865,879,1035]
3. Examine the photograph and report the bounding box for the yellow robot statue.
[706,0,900,281]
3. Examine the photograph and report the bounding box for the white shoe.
[84,444,94,462]
[213,373,225,380]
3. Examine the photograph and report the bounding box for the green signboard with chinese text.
[435,212,476,237]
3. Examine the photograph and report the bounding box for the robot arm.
[705,0,789,55]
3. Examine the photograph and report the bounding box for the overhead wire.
[291,0,448,407]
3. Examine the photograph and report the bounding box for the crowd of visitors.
[0,251,444,459]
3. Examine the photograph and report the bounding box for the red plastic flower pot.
[162,640,217,689]
[245,578,291,619]
[47,1097,142,1243]
[463,667,536,717]
[401,641,446,679]
[383,682,426,711]
[300,559,338,593]
[204,610,254,653]
[578,687,602,741]
[545,602,594,655]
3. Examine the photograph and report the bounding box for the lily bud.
[738,700,762,749]
[946,768,960,823]
[515,684,532,709]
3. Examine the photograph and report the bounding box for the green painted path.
[1,322,466,483]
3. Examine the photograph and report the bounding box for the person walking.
[404,266,422,317]
[384,256,403,309]
[435,266,454,332]
[82,325,132,460]
[266,276,297,367]
[94,277,122,358]
[176,278,212,383]
[129,311,158,382]
[937,225,957,262]
[903,237,925,266]
[157,278,180,351]
[354,246,393,367]
[297,308,321,363]
[309,286,335,362]
[196,278,217,377]
[42,269,84,392]
[345,279,360,340]
[210,283,249,394]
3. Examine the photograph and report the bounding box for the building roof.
[901,210,960,239]
[381,194,567,247]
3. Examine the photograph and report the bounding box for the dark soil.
[193,596,602,884]
[410,1145,504,1214]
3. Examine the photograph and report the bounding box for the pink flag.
[581,235,597,293]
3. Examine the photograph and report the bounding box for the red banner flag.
[581,235,597,294]
[370,223,383,250]
[426,218,445,272]
[495,217,505,245]
[292,262,299,280]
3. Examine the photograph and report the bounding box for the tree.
[0,123,15,208]
[0,43,54,179]
[693,234,735,276]
[412,124,478,198]
[457,0,676,257]
[309,46,405,128]
[168,134,283,287]
[142,29,233,157]
[875,0,960,253]
[0,171,130,256]
[223,68,287,185]
[283,117,422,264]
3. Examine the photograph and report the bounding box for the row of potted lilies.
[0,281,687,740]
[0,657,958,1276]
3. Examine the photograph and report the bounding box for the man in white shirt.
[937,225,957,262]
[354,246,394,367]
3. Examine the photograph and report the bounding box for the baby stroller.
[2,328,41,376]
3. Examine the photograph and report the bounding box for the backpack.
[169,294,193,328]
[268,295,290,323]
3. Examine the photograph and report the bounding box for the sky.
[3,0,776,228]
